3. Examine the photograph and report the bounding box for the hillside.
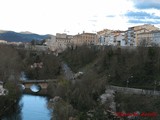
[0,30,50,42]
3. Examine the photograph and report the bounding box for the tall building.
[45,33,73,53]
[97,29,113,45]
[137,30,160,46]
[126,24,159,46]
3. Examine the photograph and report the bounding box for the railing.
[107,85,160,96]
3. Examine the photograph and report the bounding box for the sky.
[0,0,160,35]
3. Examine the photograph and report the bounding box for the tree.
[0,45,22,83]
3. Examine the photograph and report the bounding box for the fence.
[107,85,160,96]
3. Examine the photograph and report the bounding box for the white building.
[115,32,126,46]
[97,29,113,46]
[0,40,7,44]
[97,29,127,47]
[0,81,7,96]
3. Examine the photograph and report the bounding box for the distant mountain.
[0,30,50,42]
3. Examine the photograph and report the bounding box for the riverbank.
[0,97,20,118]
[1,94,52,120]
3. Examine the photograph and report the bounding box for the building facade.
[97,29,126,46]
[71,31,98,46]
[97,29,113,45]
[45,33,73,53]
[126,24,159,46]
[137,30,160,46]
[0,81,7,95]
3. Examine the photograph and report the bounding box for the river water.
[2,72,53,120]
[2,94,52,120]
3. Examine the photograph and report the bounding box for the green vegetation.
[1,44,160,119]
[48,70,107,120]
[60,45,98,72]
[49,45,160,119]
[18,50,61,80]
[0,45,22,116]
[115,93,160,120]
[61,46,160,90]
[0,45,22,82]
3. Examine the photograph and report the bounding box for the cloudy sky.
[0,0,160,35]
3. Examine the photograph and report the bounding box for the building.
[56,33,73,48]
[126,24,159,46]
[71,31,98,46]
[45,35,56,51]
[97,29,127,46]
[97,29,113,45]
[0,40,7,44]
[45,33,73,53]
[115,32,126,46]
[0,81,7,96]
[137,30,160,46]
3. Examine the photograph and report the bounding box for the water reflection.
[2,94,52,120]
[30,84,41,92]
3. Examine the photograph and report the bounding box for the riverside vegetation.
[49,45,160,120]
[1,44,160,119]
[0,45,22,117]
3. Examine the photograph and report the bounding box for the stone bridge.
[19,79,57,89]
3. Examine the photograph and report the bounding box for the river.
[2,72,53,120]
[2,94,52,120]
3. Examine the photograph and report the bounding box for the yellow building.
[71,31,98,46]
[97,29,113,36]
[137,30,160,46]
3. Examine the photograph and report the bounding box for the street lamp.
[126,75,133,88]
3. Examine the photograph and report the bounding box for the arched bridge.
[19,79,57,89]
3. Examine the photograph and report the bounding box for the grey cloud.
[133,0,160,9]
[125,11,160,19]
[88,20,97,22]
[93,15,98,18]
[106,15,115,18]
[128,19,160,24]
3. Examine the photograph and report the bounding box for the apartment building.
[97,29,113,45]
[97,29,126,46]
[115,32,126,46]
[137,30,160,46]
[71,31,98,46]
[126,24,159,46]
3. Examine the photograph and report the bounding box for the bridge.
[19,79,57,94]
[19,79,57,89]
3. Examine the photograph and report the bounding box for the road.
[61,62,75,80]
